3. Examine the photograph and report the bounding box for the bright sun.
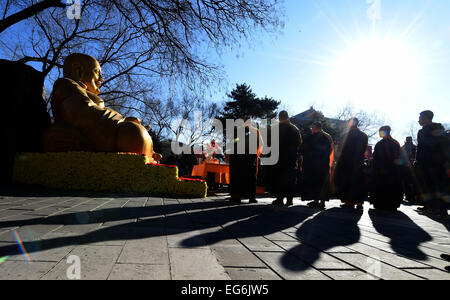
[329,38,423,108]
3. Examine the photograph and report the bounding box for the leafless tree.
[443,123,449,130]
[405,121,420,145]
[154,94,223,148]
[1,0,283,142]
[334,104,387,142]
[0,0,66,34]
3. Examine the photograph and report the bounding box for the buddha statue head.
[63,53,103,95]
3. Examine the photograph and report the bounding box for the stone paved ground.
[0,189,449,280]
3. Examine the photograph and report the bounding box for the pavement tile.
[108,263,171,280]
[322,270,378,280]
[0,261,56,280]
[322,246,357,253]
[275,241,355,270]
[401,268,450,280]
[211,244,267,268]
[0,193,447,281]
[357,236,450,270]
[0,210,24,219]
[360,226,450,254]
[41,245,122,280]
[123,200,147,208]
[65,204,103,213]
[43,231,126,247]
[167,229,210,249]
[0,224,62,243]
[345,243,430,268]
[264,232,299,242]
[145,198,164,206]
[118,236,169,265]
[169,248,230,280]
[0,204,23,211]
[332,253,423,280]
[51,199,92,208]
[4,242,76,263]
[225,267,282,280]
[254,251,330,280]
[238,237,284,252]
[24,206,68,216]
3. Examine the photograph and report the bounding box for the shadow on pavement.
[368,209,433,260]
[417,213,450,233]
[0,200,314,258]
[0,183,147,198]
[279,207,363,271]
[181,206,316,247]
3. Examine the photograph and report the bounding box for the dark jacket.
[417,123,446,166]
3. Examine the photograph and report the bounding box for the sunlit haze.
[213,0,450,144]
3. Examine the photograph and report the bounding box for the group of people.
[228,110,449,217]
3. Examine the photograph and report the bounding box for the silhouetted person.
[415,111,447,217]
[272,111,302,207]
[179,146,199,177]
[228,118,263,204]
[165,154,179,166]
[333,117,368,210]
[300,121,334,210]
[400,137,418,203]
[369,126,403,211]
[402,136,417,162]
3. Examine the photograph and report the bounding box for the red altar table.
[192,163,230,185]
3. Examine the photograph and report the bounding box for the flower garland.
[12,152,207,198]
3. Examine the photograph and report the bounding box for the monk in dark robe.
[400,137,418,203]
[300,121,334,210]
[370,126,403,211]
[415,110,448,217]
[228,119,263,204]
[271,111,302,207]
[333,118,368,210]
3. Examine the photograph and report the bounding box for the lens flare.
[13,231,32,264]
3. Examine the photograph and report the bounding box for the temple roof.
[292,107,316,121]
[292,107,346,126]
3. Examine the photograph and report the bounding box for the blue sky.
[212,0,450,143]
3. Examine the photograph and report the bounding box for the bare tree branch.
[0,0,66,34]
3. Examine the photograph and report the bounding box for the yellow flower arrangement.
[12,152,207,198]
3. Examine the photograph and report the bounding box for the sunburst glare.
[328,37,424,109]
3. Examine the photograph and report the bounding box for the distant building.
[291,107,347,139]
[292,107,346,129]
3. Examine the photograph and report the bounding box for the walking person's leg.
[441,254,450,272]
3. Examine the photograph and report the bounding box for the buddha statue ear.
[70,62,84,82]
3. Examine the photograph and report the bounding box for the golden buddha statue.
[43,53,162,162]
